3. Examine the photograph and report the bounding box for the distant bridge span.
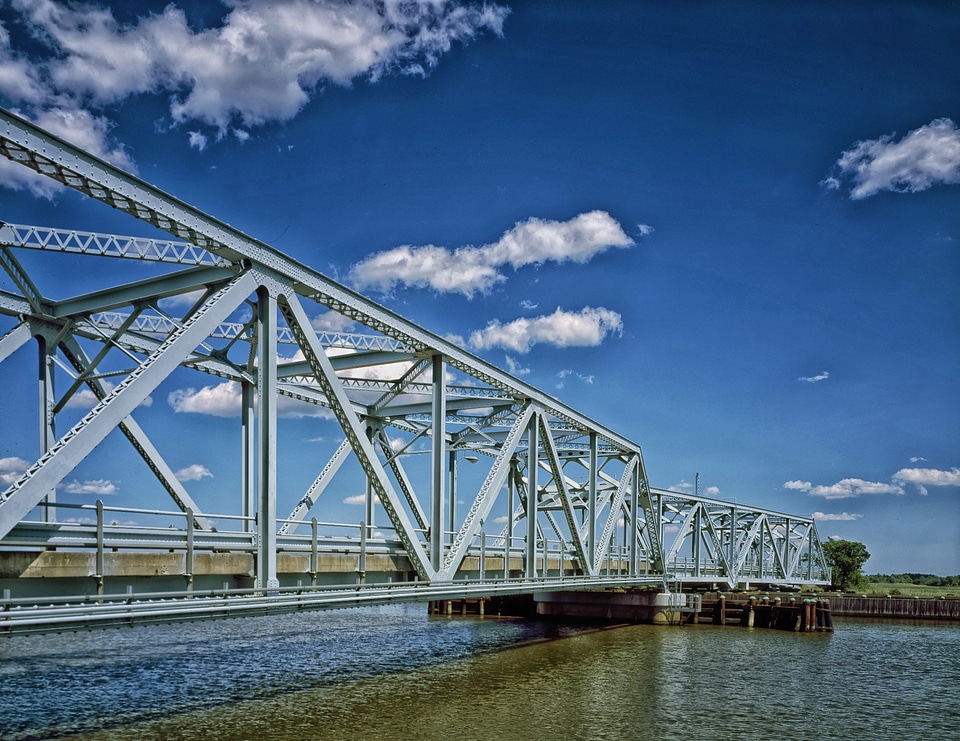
[0,108,828,633]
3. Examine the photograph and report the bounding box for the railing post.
[358,521,367,584]
[310,517,318,587]
[480,530,486,581]
[185,507,194,592]
[95,499,104,596]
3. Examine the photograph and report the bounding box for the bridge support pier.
[534,590,694,625]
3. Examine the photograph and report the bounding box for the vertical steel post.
[256,286,278,591]
[759,522,765,580]
[730,503,738,578]
[448,449,457,545]
[525,412,539,579]
[588,432,597,569]
[364,425,375,537]
[783,517,791,580]
[693,504,702,578]
[629,464,639,576]
[37,335,56,522]
[241,381,256,534]
[505,459,515,579]
[430,354,446,572]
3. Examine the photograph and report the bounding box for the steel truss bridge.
[0,108,829,633]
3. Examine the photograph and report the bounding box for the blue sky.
[0,0,957,574]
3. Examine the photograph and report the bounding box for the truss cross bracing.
[0,107,829,608]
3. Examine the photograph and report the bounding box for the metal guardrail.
[3,500,641,570]
[0,573,665,636]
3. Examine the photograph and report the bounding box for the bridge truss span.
[0,107,828,630]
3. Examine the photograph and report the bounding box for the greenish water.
[1,605,957,740]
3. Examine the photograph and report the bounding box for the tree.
[822,539,870,591]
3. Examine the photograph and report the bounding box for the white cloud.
[61,478,118,495]
[188,131,208,151]
[174,464,213,482]
[0,0,508,194]
[349,211,636,297]
[504,355,530,376]
[311,310,357,333]
[168,380,332,418]
[909,456,927,463]
[169,381,243,417]
[811,511,863,522]
[892,466,960,496]
[798,370,829,384]
[344,493,380,506]
[785,477,903,499]
[4,458,131,495]
[159,289,209,311]
[824,117,960,199]
[0,456,30,486]
[29,105,135,169]
[469,306,622,354]
[555,368,594,389]
[788,466,960,500]
[703,485,720,496]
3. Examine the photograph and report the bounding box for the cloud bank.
[824,117,960,199]
[349,211,634,297]
[786,466,960,499]
[0,0,508,194]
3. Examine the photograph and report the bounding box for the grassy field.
[858,582,959,598]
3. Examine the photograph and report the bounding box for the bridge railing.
[3,500,652,585]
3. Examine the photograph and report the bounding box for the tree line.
[821,539,958,591]
[864,573,960,587]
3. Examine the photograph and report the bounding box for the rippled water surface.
[1,606,957,740]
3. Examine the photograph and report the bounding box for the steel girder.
[0,106,830,594]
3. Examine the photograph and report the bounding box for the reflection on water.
[1,605,958,740]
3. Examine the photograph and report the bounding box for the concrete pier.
[534,590,693,624]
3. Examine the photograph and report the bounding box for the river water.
[1,604,957,741]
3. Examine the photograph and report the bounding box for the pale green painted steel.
[0,106,831,633]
